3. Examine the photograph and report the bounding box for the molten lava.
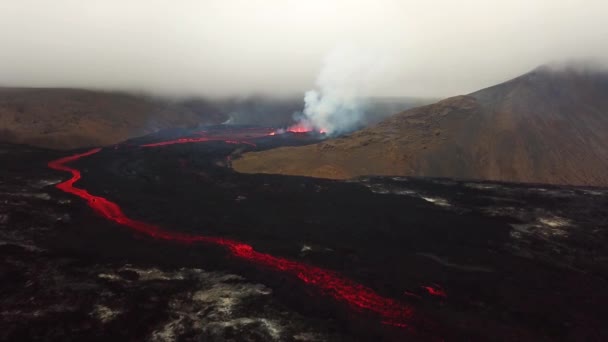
[47,137,416,331]
[422,285,447,299]
[267,122,327,136]
[286,122,313,133]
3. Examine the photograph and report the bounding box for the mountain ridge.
[0,87,228,149]
[234,67,608,186]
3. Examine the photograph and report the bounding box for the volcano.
[233,66,608,186]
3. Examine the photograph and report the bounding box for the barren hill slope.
[234,67,608,186]
[0,88,227,149]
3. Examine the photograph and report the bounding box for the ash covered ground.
[1,126,608,341]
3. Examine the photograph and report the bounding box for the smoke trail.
[297,45,390,135]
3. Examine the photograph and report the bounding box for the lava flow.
[269,122,327,135]
[47,140,416,330]
[286,122,314,133]
[422,285,447,299]
[141,137,256,148]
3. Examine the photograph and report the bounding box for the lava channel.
[48,140,416,330]
[140,137,256,148]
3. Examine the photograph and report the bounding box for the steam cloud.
[295,46,390,135]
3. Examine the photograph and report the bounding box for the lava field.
[1,126,608,341]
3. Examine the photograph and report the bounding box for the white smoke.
[297,45,391,135]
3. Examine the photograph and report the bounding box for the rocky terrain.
[234,67,608,186]
[1,128,608,341]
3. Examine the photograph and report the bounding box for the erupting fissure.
[47,138,415,330]
[269,122,327,136]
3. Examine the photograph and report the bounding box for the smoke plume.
[295,45,390,135]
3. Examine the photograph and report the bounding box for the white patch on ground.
[100,266,241,283]
[4,192,51,200]
[363,182,418,197]
[193,282,271,316]
[31,179,62,189]
[122,266,186,281]
[538,216,570,228]
[534,216,571,238]
[91,304,122,323]
[395,189,417,196]
[203,317,283,340]
[510,223,534,232]
[367,185,389,194]
[465,183,499,190]
[583,190,605,196]
[98,273,122,281]
[364,182,459,210]
[260,318,282,340]
[420,196,450,207]
[32,193,51,200]
[509,230,523,240]
[300,245,312,253]
[529,188,575,198]
[139,267,296,341]
[511,217,571,239]
[149,316,185,342]
[510,223,538,242]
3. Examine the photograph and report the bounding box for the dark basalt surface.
[1,126,607,341]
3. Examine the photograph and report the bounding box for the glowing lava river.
[4,126,606,341]
[47,132,417,334]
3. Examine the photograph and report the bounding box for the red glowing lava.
[286,122,313,133]
[422,285,447,299]
[47,141,416,330]
[268,122,327,136]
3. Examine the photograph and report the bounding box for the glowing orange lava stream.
[47,138,415,330]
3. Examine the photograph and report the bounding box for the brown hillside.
[0,88,227,149]
[234,67,608,186]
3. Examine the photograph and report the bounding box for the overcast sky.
[1,0,607,98]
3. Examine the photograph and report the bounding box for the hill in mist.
[0,87,434,150]
[0,88,230,149]
[234,66,608,186]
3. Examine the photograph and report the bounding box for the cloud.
[0,0,607,98]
